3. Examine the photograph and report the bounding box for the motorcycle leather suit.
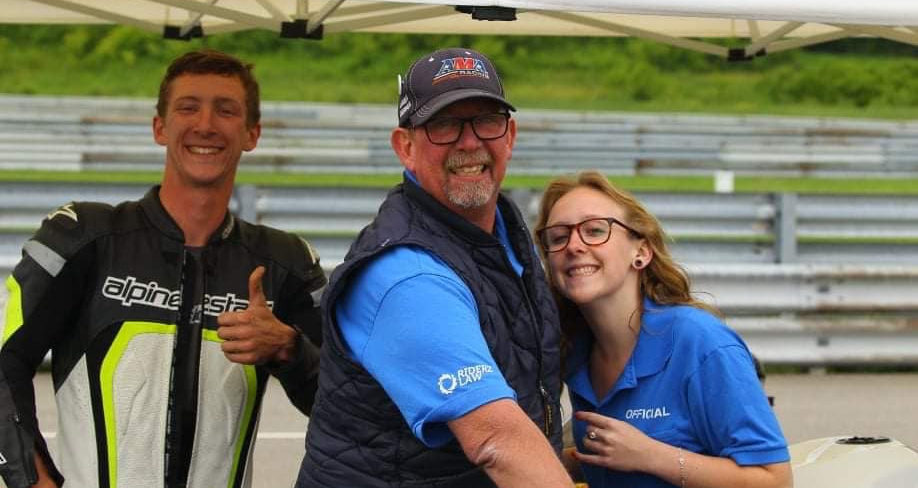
[0,186,326,488]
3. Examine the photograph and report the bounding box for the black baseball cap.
[397,47,515,128]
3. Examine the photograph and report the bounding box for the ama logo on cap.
[432,57,490,85]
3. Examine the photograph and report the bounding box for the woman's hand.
[573,410,661,473]
[572,411,794,488]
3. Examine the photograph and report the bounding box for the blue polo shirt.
[567,298,789,488]
[336,173,523,448]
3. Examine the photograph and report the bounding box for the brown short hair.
[156,49,260,128]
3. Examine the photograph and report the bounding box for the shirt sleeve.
[336,246,516,447]
[686,345,790,465]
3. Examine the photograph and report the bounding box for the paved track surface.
[25,372,918,487]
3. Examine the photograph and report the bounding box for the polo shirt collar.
[634,297,675,378]
[565,297,675,406]
[402,170,521,276]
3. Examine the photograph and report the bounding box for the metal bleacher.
[1,95,918,366]
[2,94,918,176]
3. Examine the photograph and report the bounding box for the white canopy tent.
[3,1,917,59]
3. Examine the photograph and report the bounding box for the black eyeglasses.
[537,217,642,253]
[421,113,510,145]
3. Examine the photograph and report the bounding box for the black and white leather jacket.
[0,186,325,488]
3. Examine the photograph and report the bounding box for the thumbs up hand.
[217,266,298,365]
[246,264,269,309]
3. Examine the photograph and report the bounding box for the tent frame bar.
[31,0,160,32]
[536,10,729,57]
[19,0,918,56]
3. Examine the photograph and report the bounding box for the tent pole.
[254,0,289,21]
[308,0,346,35]
[148,0,276,29]
[180,0,215,37]
[744,21,803,56]
[747,20,762,40]
[833,24,918,46]
[766,29,853,53]
[534,10,729,58]
[30,0,161,32]
[322,5,455,34]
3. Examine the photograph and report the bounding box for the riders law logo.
[101,275,272,316]
[437,364,495,395]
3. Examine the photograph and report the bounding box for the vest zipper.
[500,241,554,439]
[539,383,553,437]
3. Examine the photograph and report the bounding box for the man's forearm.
[450,399,574,488]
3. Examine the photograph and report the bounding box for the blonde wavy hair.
[534,170,720,361]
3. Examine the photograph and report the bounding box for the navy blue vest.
[297,179,562,487]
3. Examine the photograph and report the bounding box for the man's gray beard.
[443,150,495,209]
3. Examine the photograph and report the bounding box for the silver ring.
[587,430,597,440]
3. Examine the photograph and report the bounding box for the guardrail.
[2,95,918,177]
[2,94,917,366]
[2,182,917,366]
[4,182,918,267]
[693,263,918,366]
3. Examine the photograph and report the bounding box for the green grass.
[0,170,164,184]
[799,236,918,245]
[733,177,918,195]
[4,169,918,196]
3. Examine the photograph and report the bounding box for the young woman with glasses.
[534,171,792,488]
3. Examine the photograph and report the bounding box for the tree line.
[1,25,916,117]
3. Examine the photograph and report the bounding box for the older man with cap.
[296,48,573,487]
